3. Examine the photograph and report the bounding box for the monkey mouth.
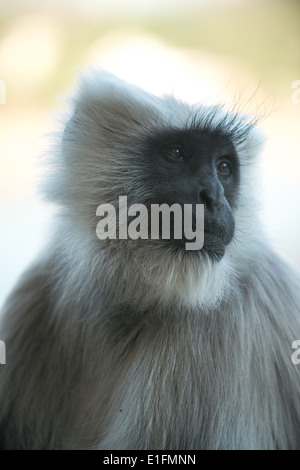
[202,230,227,260]
[164,229,229,261]
[170,224,232,260]
[202,219,234,259]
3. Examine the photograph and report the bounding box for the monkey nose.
[199,188,224,213]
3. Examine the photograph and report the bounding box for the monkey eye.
[162,145,185,161]
[216,159,231,176]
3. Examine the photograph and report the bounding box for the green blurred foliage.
[0,0,299,105]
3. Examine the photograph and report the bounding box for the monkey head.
[44,70,264,307]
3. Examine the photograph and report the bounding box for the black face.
[143,129,240,260]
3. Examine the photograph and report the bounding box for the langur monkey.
[0,70,300,450]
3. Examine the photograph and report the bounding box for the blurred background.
[0,0,299,307]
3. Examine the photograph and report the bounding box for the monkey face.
[53,72,259,269]
[144,129,239,260]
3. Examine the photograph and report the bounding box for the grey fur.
[0,70,300,449]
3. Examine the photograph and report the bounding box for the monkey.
[0,69,300,450]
